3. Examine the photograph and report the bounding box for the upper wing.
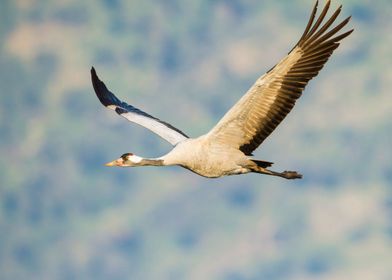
[91,67,188,146]
[207,0,353,155]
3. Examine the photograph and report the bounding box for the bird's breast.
[163,138,246,178]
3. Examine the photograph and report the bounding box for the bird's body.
[162,136,250,178]
[91,0,353,179]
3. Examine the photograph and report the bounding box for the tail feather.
[251,159,274,168]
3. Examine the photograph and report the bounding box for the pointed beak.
[105,158,123,167]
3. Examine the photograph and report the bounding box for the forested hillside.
[1,0,391,279]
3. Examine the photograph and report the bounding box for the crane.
[91,0,353,179]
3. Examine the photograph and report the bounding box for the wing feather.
[207,0,353,155]
[91,67,188,146]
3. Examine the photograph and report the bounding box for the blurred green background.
[1,0,391,279]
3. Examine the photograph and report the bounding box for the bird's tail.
[250,159,274,168]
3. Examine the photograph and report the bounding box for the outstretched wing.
[91,67,188,146]
[207,0,353,155]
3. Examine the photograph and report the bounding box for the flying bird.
[91,0,352,179]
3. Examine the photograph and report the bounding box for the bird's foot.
[281,170,303,179]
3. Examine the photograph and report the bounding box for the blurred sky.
[0,0,391,279]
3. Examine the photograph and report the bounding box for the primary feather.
[207,0,353,155]
[91,67,188,146]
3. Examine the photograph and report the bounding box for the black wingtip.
[90,66,104,103]
[90,66,99,85]
[90,66,118,107]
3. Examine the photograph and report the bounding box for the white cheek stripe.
[130,155,143,163]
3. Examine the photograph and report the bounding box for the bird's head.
[105,153,143,167]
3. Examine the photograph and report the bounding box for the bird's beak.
[105,158,123,167]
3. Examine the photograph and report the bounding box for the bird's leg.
[255,167,302,180]
[279,170,303,179]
